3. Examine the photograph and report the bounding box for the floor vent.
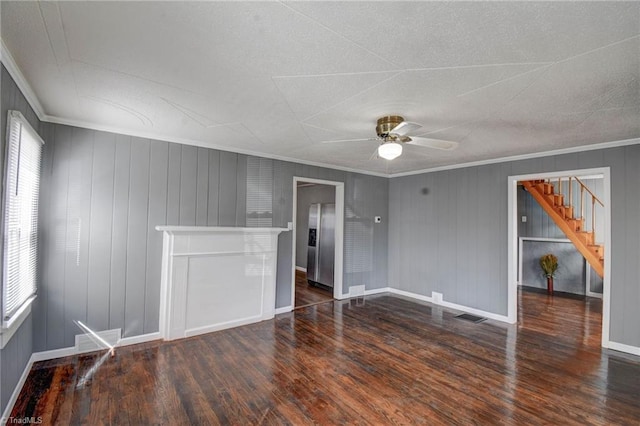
[455,313,487,323]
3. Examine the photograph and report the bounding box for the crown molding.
[1,59,385,178]
[388,137,640,178]
[0,39,387,178]
[35,113,640,181]
[44,114,390,178]
[1,38,46,120]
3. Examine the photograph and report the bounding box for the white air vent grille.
[349,285,365,297]
[75,328,121,353]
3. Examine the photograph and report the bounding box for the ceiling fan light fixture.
[378,142,402,160]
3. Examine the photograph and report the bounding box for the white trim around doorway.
[507,167,611,348]
[291,177,345,308]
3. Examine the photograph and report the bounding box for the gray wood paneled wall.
[0,65,38,412]
[389,148,640,348]
[35,123,389,351]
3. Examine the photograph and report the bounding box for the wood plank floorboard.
[294,270,333,308]
[12,289,640,425]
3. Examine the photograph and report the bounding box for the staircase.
[521,178,604,278]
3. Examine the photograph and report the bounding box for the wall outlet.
[432,292,443,303]
[521,215,527,223]
[287,221,293,230]
[374,216,382,223]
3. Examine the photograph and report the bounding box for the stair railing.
[575,177,604,243]
[550,177,603,243]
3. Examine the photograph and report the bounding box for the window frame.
[0,110,43,348]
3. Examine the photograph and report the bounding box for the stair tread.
[522,179,604,278]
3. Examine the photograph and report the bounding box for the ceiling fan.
[322,115,459,160]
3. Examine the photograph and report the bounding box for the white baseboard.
[275,306,293,315]
[295,266,307,273]
[364,287,391,296]
[184,316,264,338]
[351,286,509,324]
[3,331,162,421]
[388,288,433,303]
[608,341,640,356]
[2,353,36,422]
[31,346,77,362]
[29,331,161,363]
[387,288,510,323]
[117,332,161,347]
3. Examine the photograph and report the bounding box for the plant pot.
[546,276,554,294]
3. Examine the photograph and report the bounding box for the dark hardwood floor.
[12,290,640,425]
[294,270,333,308]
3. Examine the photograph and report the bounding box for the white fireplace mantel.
[156,225,289,341]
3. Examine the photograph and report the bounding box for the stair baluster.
[521,177,604,278]
[574,176,603,246]
[592,195,597,243]
[580,184,585,221]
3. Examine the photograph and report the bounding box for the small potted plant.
[540,253,558,294]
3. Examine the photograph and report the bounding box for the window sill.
[0,295,36,349]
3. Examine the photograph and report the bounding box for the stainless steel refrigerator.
[307,203,335,288]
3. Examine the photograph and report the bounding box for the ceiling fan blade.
[390,121,422,136]
[321,137,378,144]
[369,146,380,160]
[406,137,459,151]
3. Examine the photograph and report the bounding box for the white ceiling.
[2,1,639,176]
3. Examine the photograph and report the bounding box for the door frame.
[507,167,611,348]
[291,177,345,307]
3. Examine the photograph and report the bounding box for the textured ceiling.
[2,1,639,175]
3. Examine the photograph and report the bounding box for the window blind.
[2,111,43,321]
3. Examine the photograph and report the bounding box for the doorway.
[291,177,345,308]
[507,167,611,348]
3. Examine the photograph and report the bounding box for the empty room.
[0,1,639,424]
